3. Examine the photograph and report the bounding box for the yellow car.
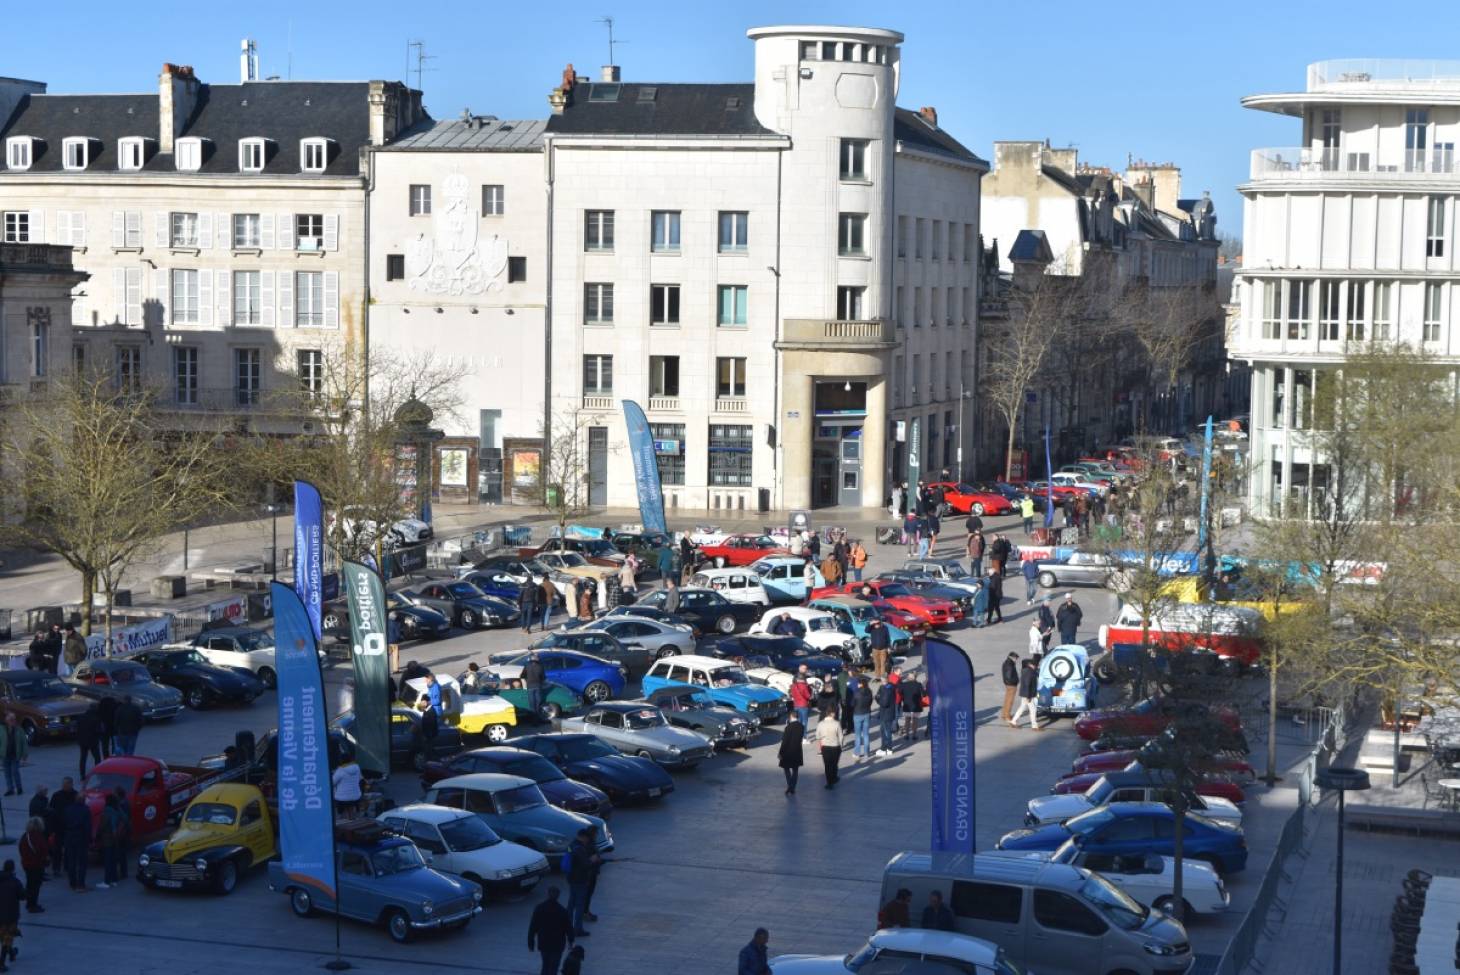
[398,674,517,743]
[137,783,277,895]
[1160,574,1308,622]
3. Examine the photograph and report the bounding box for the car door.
[199,635,242,670]
[594,709,628,750]
[388,711,417,759]
[1088,815,1157,857]
[950,879,1024,955]
[238,798,270,865]
[404,819,449,870]
[1027,889,1108,975]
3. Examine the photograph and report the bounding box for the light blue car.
[423,773,613,859]
[750,556,824,604]
[805,596,913,652]
[1037,643,1098,716]
[640,654,790,724]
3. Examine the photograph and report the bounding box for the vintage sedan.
[398,675,516,744]
[988,840,1230,917]
[646,685,757,750]
[641,655,789,724]
[872,571,976,611]
[131,648,264,710]
[1051,762,1249,805]
[1064,749,1256,783]
[559,701,714,769]
[698,533,790,568]
[1032,551,1125,590]
[689,567,772,606]
[925,481,1015,516]
[379,804,550,897]
[996,802,1249,875]
[805,597,913,652]
[749,555,825,604]
[634,586,761,634]
[66,659,185,720]
[900,559,985,597]
[268,821,481,943]
[747,606,864,661]
[419,746,610,818]
[530,629,656,676]
[400,581,518,630]
[476,677,583,723]
[712,634,843,680]
[601,604,702,634]
[137,784,276,895]
[514,733,673,803]
[187,626,284,688]
[1073,697,1243,742]
[740,656,824,697]
[810,580,962,628]
[574,616,696,661]
[423,773,612,857]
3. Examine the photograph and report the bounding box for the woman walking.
[817,707,842,790]
[778,715,804,795]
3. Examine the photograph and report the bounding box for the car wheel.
[655,645,681,660]
[971,503,985,516]
[289,888,313,917]
[185,686,208,710]
[322,611,342,632]
[19,720,37,745]
[485,724,510,744]
[214,859,239,895]
[714,556,727,568]
[1038,571,1057,588]
[1093,655,1119,682]
[257,667,277,690]
[636,749,654,760]
[715,614,736,634]
[385,908,413,944]
[583,681,611,703]
[1152,895,1192,917]
[460,609,478,628]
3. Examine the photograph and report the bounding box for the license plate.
[156,879,183,889]
[648,788,662,797]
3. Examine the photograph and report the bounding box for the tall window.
[1345,281,1366,341]
[717,285,748,327]
[238,138,265,172]
[296,214,324,251]
[6,138,33,170]
[914,218,924,258]
[1424,282,1444,343]
[931,220,942,260]
[584,210,614,251]
[1427,196,1446,257]
[894,285,904,327]
[837,286,865,320]
[839,139,868,180]
[911,354,921,402]
[2,212,29,243]
[1286,279,1312,340]
[649,284,680,326]
[708,424,753,486]
[582,354,613,394]
[297,349,324,396]
[171,269,200,325]
[914,287,925,327]
[1406,108,1429,172]
[482,185,505,216]
[63,138,89,171]
[1318,279,1341,341]
[1320,109,1341,168]
[170,212,199,248]
[838,213,866,256]
[174,138,200,172]
[116,347,142,392]
[173,346,198,405]
[233,271,261,325]
[649,356,680,397]
[896,216,907,258]
[233,213,261,248]
[30,316,48,377]
[650,211,681,253]
[650,422,685,486]
[718,211,748,253]
[296,271,324,327]
[234,348,261,406]
[409,184,432,216]
[716,357,746,397]
[301,139,327,173]
[584,283,614,325]
[1373,282,1393,341]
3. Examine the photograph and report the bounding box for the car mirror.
[1144,854,1163,874]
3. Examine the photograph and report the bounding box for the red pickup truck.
[82,756,226,847]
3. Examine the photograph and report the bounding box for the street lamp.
[262,502,284,580]
[957,381,973,481]
[1315,766,1370,975]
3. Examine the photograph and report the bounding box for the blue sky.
[10,0,1460,238]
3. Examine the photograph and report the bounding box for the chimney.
[918,105,937,128]
[158,63,200,153]
[548,63,577,115]
[600,65,621,83]
[368,81,403,146]
[240,39,259,83]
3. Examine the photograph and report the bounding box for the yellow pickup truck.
[136,783,277,895]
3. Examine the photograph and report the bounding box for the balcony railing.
[647,396,680,412]
[582,394,613,411]
[1249,146,1459,180]
[778,318,896,348]
[161,387,264,411]
[714,396,748,413]
[1307,59,1460,92]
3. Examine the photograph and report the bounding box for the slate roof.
[389,117,546,152]
[1039,164,1083,195]
[1008,229,1054,264]
[0,81,382,177]
[893,108,985,166]
[546,82,774,137]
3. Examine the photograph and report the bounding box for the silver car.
[1034,552,1123,589]
[558,702,713,768]
[576,616,696,660]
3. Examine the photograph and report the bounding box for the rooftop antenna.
[287,20,293,80]
[240,38,259,83]
[406,40,437,91]
[596,16,626,66]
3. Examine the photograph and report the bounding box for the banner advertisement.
[204,594,247,624]
[622,400,668,535]
[293,480,324,642]
[270,581,336,900]
[906,417,921,490]
[1043,427,1056,528]
[342,561,391,777]
[926,637,976,854]
[85,616,173,659]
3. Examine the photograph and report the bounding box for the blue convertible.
[996,801,1248,875]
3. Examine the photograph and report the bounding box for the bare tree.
[1116,283,1222,434]
[538,410,609,532]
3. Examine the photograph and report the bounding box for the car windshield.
[183,802,237,826]
[1084,778,1114,804]
[1078,874,1148,930]
[579,540,615,556]
[1064,807,1117,835]
[440,815,502,851]
[557,554,589,568]
[371,843,426,876]
[875,583,911,598]
[446,583,480,598]
[845,604,878,622]
[625,709,667,729]
[83,772,134,793]
[708,667,749,686]
[557,737,616,761]
[493,784,547,813]
[750,562,775,578]
[10,677,70,700]
[234,631,273,652]
[176,650,208,667]
[505,756,566,783]
[805,617,839,632]
[108,665,149,685]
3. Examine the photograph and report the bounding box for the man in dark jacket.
[769,612,801,637]
[1010,659,1041,731]
[836,667,853,734]
[1000,653,1020,723]
[898,674,924,741]
[663,578,680,615]
[62,793,91,892]
[738,928,771,975]
[850,679,874,761]
[526,886,574,975]
[96,696,118,759]
[984,571,1004,625]
[565,830,601,936]
[920,890,955,931]
[868,619,891,679]
[1056,593,1083,645]
[1022,556,1040,605]
[521,653,547,719]
[1037,597,1056,653]
[518,582,538,635]
[46,778,76,876]
[0,859,21,963]
[875,680,898,756]
[879,888,913,928]
[76,705,103,779]
[113,695,143,756]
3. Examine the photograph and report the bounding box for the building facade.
[1233,59,1460,516]
[0,242,87,387]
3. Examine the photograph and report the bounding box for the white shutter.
[54,211,70,245]
[278,213,294,251]
[278,269,294,327]
[155,211,169,247]
[324,271,339,329]
[112,211,125,248]
[153,268,168,324]
[113,268,126,322]
[260,213,275,250]
[199,270,213,326]
[324,213,338,252]
[27,210,43,243]
[216,268,231,326]
[72,211,86,247]
[260,271,275,327]
[197,212,213,250]
[125,211,142,248]
[220,213,230,249]
[125,268,142,326]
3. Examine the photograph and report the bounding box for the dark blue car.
[995,801,1248,874]
[513,733,674,803]
[486,649,626,703]
[457,569,524,602]
[713,635,843,679]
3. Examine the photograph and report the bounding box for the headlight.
[46,716,63,727]
[543,835,568,851]
[1142,943,1177,957]
[667,745,680,754]
[472,888,483,902]
[494,869,515,880]
[420,900,434,916]
[194,858,209,873]
[137,854,150,868]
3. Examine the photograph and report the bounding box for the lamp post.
[957,381,973,481]
[262,502,283,580]
[1315,766,1370,975]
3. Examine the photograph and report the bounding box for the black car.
[400,581,518,630]
[331,706,464,771]
[132,648,265,710]
[512,733,674,803]
[321,592,454,642]
[713,635,844,679]
[633,587,760,634]
[420,746,611,817]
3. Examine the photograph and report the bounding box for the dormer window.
[300,138,329,173]
[118,137,147,172]
[175,137,202,173]
[238,138,266,173]
[63,137,91,171]
[5,137,34,171]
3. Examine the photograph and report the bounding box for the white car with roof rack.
[377,803,549,897]
[747,606,865,662]
[689,567,771,606]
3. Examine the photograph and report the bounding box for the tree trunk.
[1264,650,1281,784]
[79,569,96,636]
[1171,800,1186,926]
[1003,417,1019,482]
[103,586,115,654]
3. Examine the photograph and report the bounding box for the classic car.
[331,508,434,549]
[601,604,702,634]
[740,656,825,697]
[633,586,761,634]
[987,840,1230,917]
[1032,551,1125,590]
[469,674,583,722]
[1063,749,1256,783]
[399,581,518,630]
[747,606,865,662]
[398,675,516,743]
[925,481,1015,516]
[1036,644,1098,716]
[1050,761,1249,805]
[810,580,962,628]
[1024,480,1085,504]
[609,530,673,556]
[322,592,454,642]
[423,773,613,857]
[574,616,696,661]
[689,568,772,606]
[187,626,285,688]
[646,685,757,749]
[900,559,986,597]
[712,634,843,679]
[872,571,976,611]
[804,597,913,651]
[379,803,550,896]
[698,533,790,568]
[0,670,89,742]
[1159,572,1309,622]
[530,628,655,676]
[559,701,714,768]
[1098,602,1264,667]
[455,569,525,602]
[1050,472,1109,497]
[132,648,265,709]
[65,658,184,720]
[419,746,610,817]
[1073,697,1243,742]
[530,551,620,589]
[749,555,825,604]
[513,732,674,803]
[457,556,547,586]
[770,929,1015,975]
[996,802,1249,875]
[967,480,1040,507]
[137,784,277,894]
[530,536,625,566]
[84,756,226,846]
[330,707,465,771]
[485,649,626,704]
[641,654,789,724]
[268,820,481,943]
[1026,769,1242,827]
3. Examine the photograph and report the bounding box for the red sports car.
[928,482,1014,516]
[1051,765,1248,805]
[1025,480,1084,504]
[810,580,962,627]
[1073,698,1242,742]
[698,533,790,568]
[1063,748,1256,782]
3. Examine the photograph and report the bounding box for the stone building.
[0,242,87,387]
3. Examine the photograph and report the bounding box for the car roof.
[691,567,757,578]
[429,772,535,791]
[653,653,739,670]
[384,802,477,826]
[587,701,653,713]
[867,928,1001,965]
[460,746,537,761]
[884,851,1085,895]
[192,783,264,806]
[1101,801,1173,816]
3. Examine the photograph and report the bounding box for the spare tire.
[1093,655,1118,683]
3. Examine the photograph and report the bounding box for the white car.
[689,568,771,606]
[988,840,1231,916]
[684,526,730,547]
[744,667,824,698]
[333,507,433,549]
[1050,472,1109,497]
[402,675,517,744]
[1025,774,1242,827]
[378,803,549,896]
[771,928,1017,974]
[748,606,864,662]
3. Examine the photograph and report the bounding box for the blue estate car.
[513,732,675,803]
[424,773,613,857]
[995,801,1248,875]
[486,649,627,703]
[749,556,825,603]
[640,654,789,723]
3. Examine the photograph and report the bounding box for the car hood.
[179,664,262,692]
[31,696,91,717]
[394,865,478,900]
[540,778,608,808]
[630,725,709,749]
[510,805,604,837]
[1195,796,1243,820]
[1027,794,1093,823]
[997,823,1070,850]
[164,821,267,862]
[565,755,672,789]
[1137,909,1190,950]
[127,683,184,705]
[400,605,451,625]
[458,840,547,875]
[711,684,783,704]
[459,695,517,719]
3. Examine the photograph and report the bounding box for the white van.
[689,568,770,606]
[881,852,1193,975]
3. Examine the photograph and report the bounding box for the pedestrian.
[18,819,45,915]
[518,581,538,634]
[97,793,126,888]
[24,787,46,826]
[966,529,985,578]
[1056,593,1083,645]
[1019,495,1036,535]
[849,539,867,582]
[915,517,931,559]
[577,827,602,925]
[967,580,987,628]
[820,552,842,587]
[96,696,118,759]
[656,543,674,584]
[0,861,20,968]
[0,715,25,798]
[1037,597,1056,653]
[926,509,941,550]
[539,576,557,630]
[679,535,695,572]
[562,579,580,628]
[788,673,813,730]
[663,578,680,615]
[875,678,898,756]
[815,677,839,725]
[990,533,1012,575]
[616,558,637,602]
[332,755,363,819]
[832,536,849,581]
[1021,557,1040,604]
[888,668,903,725]
[879,888,913,928]
[424,673,443,715]
[984,571,1003,625]
[817,706,842,789]
[522,653,547,722]
[889,483,903,520]
[867,619,891,679]
[526,886,574,975]
[920,890,955,931]
[414,697,439,764]
[1000,652,1020,723]
[62,792,90,892]
[113,695,143,756]
[807,531,821,563]
[61,625,86,678]
[835,666,853,735]
[1028,620,1044,663]
[898,672,925,741]
[111,787,130,880]
[851,678,873,761]
[76,705,102,780]
[777,715,803,795]
[565,829,600,936]
[1010,659,1041,730]
[46,778,76,878]
[560,945,586,975]
[578,581,595,620]
[738,928,772,975]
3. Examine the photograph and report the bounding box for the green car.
[493,680,584,722]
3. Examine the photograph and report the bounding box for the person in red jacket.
[788,672,814,735]
[17,819,45,914]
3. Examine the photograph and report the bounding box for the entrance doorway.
[811,380,867,508]
[587,426,607,506]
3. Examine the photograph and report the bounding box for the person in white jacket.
[817,708,843,789]
[332,758,364,818]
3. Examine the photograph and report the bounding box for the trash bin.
[546,485,562,508]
